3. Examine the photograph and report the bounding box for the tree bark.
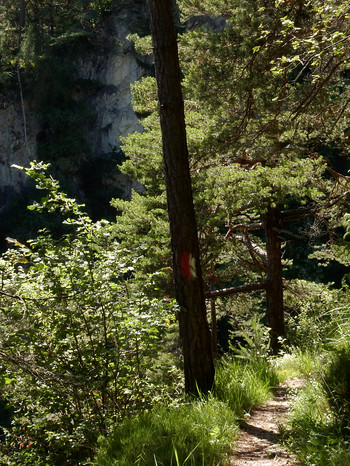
[264,207,286,353]
[19,0,26,32]
[17,0,28,152]
[210,296,218,358]
[146,0,214,394]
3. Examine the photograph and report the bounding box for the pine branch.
[205,281,269,299]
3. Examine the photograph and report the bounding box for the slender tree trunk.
[17,0,28,153]
[146,0,214,394]
[49,5,55,36]
[264,207,286,353]
[19,0,26,34]
[210,297,218,358]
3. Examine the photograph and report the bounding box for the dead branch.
[272,227,306,240]
[233,233,267,270]
[225,222,263,239]
[205,281,269,299]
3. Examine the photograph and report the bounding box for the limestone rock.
[0,102,37,212]
[0,0,150,211]
[78,1,152,159]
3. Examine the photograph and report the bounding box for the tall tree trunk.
[18,0,26,48]
[146,0,214,394]
[19,0,26,31]
[264,207,286,353]
[210,297,218,358]
[17,0,28,152]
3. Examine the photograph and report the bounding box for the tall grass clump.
[323,343,350,427]
[284,377,350,465]
[93,398,239,466]
[281,287,350,465]
[94,322,280,466]
[214,357,278,416]
[214,314,279,415]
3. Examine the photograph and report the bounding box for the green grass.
[93,338,350,465]
[214,356,279,416]
[93,355,279,465]
[282,377,350,465]
[94,398,238,465]
[277,344,350,465]
[275,349,325,380]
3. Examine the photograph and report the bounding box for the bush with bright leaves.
[0,162,179,466]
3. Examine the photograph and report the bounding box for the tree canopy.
[116,0,350,350]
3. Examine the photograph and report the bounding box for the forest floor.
[230,378,305,465]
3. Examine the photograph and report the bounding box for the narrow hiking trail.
[231,378,304,465]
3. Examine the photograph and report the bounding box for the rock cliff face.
[79,1,151,157]
[0,0,150,212]
[0,97,38,213]
[76,0,151,200]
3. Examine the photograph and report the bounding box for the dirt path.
[231,379,304,465]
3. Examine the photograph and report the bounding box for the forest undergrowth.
[1,0,350,463]
[94,294,350,466]
[0,164,348,465]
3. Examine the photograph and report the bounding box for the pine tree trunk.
[264,207,286,353]
[19,0,26,31]
[18,0,26,47]
[146,0,214,394]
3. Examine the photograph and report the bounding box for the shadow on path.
[231,381,302,465]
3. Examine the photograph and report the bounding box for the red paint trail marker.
[179,251,197,279]
[180,251,191,279]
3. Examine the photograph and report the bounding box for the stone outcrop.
[76,0,151,199]
[0,97,37,213]
[79,1,151,158]
[0,0,150,211]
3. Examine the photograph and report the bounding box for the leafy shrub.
[285,280,350,351]
[230,314,272,362]
[0,163,179,465]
